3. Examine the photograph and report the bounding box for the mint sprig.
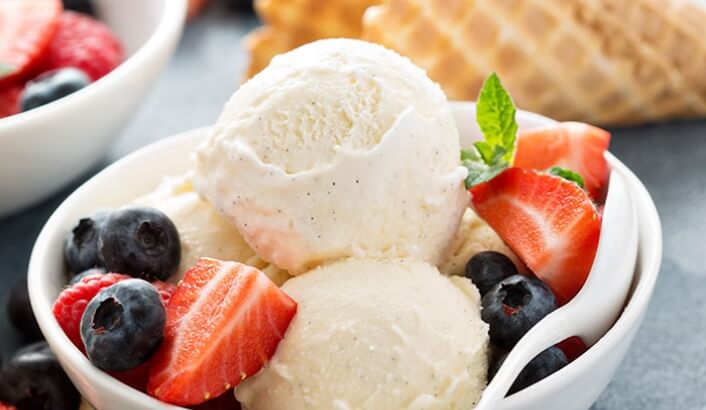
[463,73,518,188]
[548,166,586,190]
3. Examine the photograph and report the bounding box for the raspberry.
[52,273,130,351]
[152,280,177,307]
[40,11,123,81]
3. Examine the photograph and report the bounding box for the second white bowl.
[0,0,187,218]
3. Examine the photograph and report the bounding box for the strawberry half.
[470,168,601,305]
[0,0,62,86]
[514,122,611,201]
[147,258,297,406]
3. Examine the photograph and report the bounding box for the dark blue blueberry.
[81,279,166,371]
[98,207,180,281]
[488,346,568,394]
[20,68,91,112]
[64,210,110,274]
[62,0,94,14]
[481,275,556,348]
[0,342,80,410]
[68,267,107,286]
[224,0,253,11]
[465,251,518,296]
[7,280,43,342]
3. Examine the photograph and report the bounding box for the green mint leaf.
[548,166,586,189]
[462,73,520,189]
[475,72,518,164]
[0,63,14,79]
[460,148,477,162]
[464,158,506,189]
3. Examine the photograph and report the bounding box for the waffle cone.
[245,0,382,78]
[362,0,706,125]
[244,26,301,79]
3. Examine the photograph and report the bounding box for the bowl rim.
[0,0,187,133]
[28,104,662,408]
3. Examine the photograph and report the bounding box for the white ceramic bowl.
[28,103,662,410]
[0,0,187,218]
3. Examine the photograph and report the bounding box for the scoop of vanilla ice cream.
[235,258,488,410]
[134,174,290,285]
[195,39,468,273]
[439,209,522,276]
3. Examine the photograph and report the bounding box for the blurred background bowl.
[0,0,187,218]
[28,103,662,409]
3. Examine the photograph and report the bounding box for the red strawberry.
[0,403,17,410]
[557,336,588,362]
[0,0,62,86]
[148,258,297,406]
[470,168,601,305]
[40,11,123,81]
[52,273,131,350]
[514,122,611,201]
[0,84,22,118]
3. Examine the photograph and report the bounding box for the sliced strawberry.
[470,168,601,305]
[514,122,611,201]
[147,258,297,406]
[0,0,62,86]
[0,83,22,118]
[40,11,123,81]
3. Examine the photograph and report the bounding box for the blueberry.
[98,207,180,281]
[7,280,43,342]
[481,275,556,348]
[0,342,80,410]
[20,68,91,112]
[488,346,568,395]
[224,0,253,11]
[81,279,166,371]
[68,267,107,286]
[466,251,518,296]
[62,0,94,14]
[64,210,110,274]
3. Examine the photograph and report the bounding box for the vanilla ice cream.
[134,174,290,285]
[194,39,468,274]
[235,258,489,410]
[440,209,522,276]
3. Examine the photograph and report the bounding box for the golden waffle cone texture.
[245,0,382,78]
[244,0,706,125]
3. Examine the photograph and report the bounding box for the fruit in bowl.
[25,39,659,410]
[0,0,186,218]
[0,0,124,118]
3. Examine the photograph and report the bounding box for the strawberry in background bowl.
[0,0,187,218]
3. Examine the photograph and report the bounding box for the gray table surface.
[1,4,704,409]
